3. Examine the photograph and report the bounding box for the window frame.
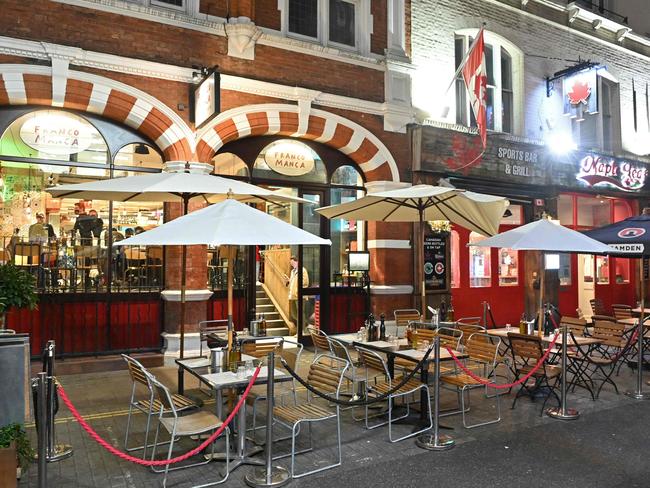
[454,29,523,136]
[148,0,188,13]
[281,0,370,54]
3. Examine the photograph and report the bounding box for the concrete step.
[266,327,290,337]
[259,312,280,320]
[256,291,265,297]
[256,301,273,308]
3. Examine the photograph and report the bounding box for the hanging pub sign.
[193,70,220,129]
[563,68,598,118]
[424,233,448,291]
[20,110,95,155]
[575,154,648,192]
[264,141,315,177]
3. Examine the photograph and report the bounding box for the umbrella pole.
[627,259,648,400]
[538,253,545,338]
[227,246,234,348]
[419,209,426,320]
[179,196,189,359]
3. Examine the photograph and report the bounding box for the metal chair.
[456,316,482,326]
[308,326,331,355]
[355,346,433,442]
[241,336,284,359]
[394,309,421,333]
[590,298,607,316]
[122,355,197,459]
[327,337,372,420]
[440,333,502,428]
[198,319,229,357]
[612,304,633,320]
[149,376,229,487]
[508,332,561,416]
[561,316,588,337]
[273,354,348,478]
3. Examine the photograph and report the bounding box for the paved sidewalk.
[18,351,650,487]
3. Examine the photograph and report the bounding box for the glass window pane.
[577,196,610,227]
[331,165,362,185]
[212,152,250,178]
[596,256,609,284]
[469,232,491,287]
[289,0,318,38]
[455,79,467,125]
[485,44,494,86]
[498,248,518,286]
[559,254,571,286]
[486,87,495,130]
[329,0,355,46]
[502,90,513,133]
[330,187,365,283]
[558,194,574,226]
[500,48,512,89]
[114,143,163,169]
[454,37,464,70]
[451,230,460,288]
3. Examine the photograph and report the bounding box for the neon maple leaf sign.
[567,80,591,106]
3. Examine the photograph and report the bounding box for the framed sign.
[348,251,370,272]
[424,233,448,291]
[193,70,220,129]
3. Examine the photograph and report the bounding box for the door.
[297,190,329,343]
[578,254,595,318]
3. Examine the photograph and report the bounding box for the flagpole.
[441,27,485,97]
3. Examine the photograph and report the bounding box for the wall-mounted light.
[616,27,631,42]
[134,143,150,155]
[547,132,577,155]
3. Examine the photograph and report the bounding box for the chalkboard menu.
[424,233,448,291]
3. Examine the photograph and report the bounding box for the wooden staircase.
[256,283,290,336]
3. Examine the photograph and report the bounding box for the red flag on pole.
[462,29,488,148]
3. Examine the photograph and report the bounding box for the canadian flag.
[461,29,488,148]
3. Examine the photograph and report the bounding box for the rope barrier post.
[37,372,48,488]
[245,352,290,488]
[547,321,579,420]
[626,315,648,400]
[415,336,455,451]
[44,342,73,462]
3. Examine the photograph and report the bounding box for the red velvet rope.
[444,332,560,389]
[56,365,262,466]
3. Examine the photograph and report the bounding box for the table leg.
[177,365,184,395]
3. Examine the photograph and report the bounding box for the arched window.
[331,164,363,186]
[114,143,163,172]
[212,152,250,179]
[454,30,522,135]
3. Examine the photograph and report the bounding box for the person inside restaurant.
[285,255,309,326]
[28,212,55,244]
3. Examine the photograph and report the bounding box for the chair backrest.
[122,354,152,390]
[394,309,422,328]
[590,298,607,315]
[466,333,500,366]
[307,354,349,398]
[199,319,229,356]
[508,332,544,362]
[355,346,390,378]
[612,304,633,320]
[592,320,626,348]
[328,337,353,364]
[457,324,486,347]
[309,327,331,354]
[124,247,147,261]
[147,246,163,263]
[560,316,587,337]
[14,243,40,265]
[241,337,284,359]
[591,314,617,323]
[457,316,481,326]
[148,374,177,416]
[279,339,303,371]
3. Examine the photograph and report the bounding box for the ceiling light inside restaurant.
[134,144,150,155]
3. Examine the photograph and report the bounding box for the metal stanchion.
[37,372,48,488]
[245,352,290,487]
[44,341,73,462]
[626,317,648,400]
[415,336,455,451]
[547,323,579,420]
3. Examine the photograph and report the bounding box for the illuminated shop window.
[212,153,250,179]
[451,230,460,288]
[469,231,491,288]
[596,256,610,285]
[498,248,518,286]
[559,254,572,286]
[614,258,630,284]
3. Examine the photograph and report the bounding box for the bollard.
[415,335,455,451]
[37,373,48,488]
[547,323,579,420]
[245,352,290,487]
[626,316,648,400]
[43,342,73,462]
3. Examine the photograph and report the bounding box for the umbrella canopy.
[582,214,650,257]
[115,198,331,247]
[48,171,307,204]
[469,218,612,254]
[316,184,509,237]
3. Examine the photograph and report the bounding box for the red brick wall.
[371,0,387,55]
[256,0,281,30]
[0,0,383,102]
[200,0,228,18]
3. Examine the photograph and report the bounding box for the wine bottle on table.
[379,313,386,341]
[447,297,455,322]
[439,299,447,323]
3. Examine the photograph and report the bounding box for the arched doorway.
[212,135,368,342]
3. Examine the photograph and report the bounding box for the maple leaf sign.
[568,80,591,106]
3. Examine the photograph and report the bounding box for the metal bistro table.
[338,336,465,431]
[176,357,292,472]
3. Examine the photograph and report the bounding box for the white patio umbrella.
[469,217,612,420]
[116,198,331,350]
[316,185,509,317]
[47,164,308,358]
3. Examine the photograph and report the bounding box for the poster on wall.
[424,234,448,291]
[193,70,220,129]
